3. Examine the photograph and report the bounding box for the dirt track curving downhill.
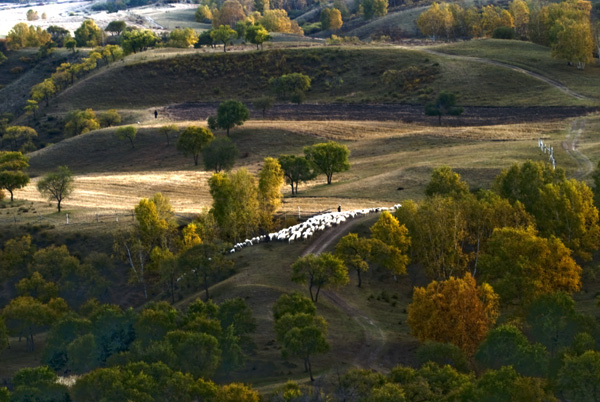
[301,216,388,371]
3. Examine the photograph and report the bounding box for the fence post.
[116,213,118,222]
[66,213,69,224]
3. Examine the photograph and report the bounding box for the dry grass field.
[12,113,574,222]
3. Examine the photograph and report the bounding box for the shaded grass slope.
[49,45,585,111]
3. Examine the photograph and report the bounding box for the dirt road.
[301,216,388,371]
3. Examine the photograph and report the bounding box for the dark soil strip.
[166,102,599,126]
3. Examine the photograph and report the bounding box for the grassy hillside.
[430,39,600,100]
[47,45,589,112]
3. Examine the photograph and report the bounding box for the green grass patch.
[430,39,600,101]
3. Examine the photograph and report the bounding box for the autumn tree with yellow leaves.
[478,227,581,306]
[407,273,499,355]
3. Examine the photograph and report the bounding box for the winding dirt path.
[420,48,593,101]
[562,118,594,179]
[301,217,387,370]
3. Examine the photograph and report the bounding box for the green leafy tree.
[253,95,274,118]
[30,79,56,107]
[270,73,311,100]
[42,313,92,370]
[425,165,469,198]
[272,292,316,321]
[120,29,158,54]
[114,194,176,299]
[64,108,100,136]
[245,23,271,49]
[47,25,70,45]
[202,137,238,172]
[551,17,593,69]
[416,341,470,373]
[558,350,600,402]
[176,126,214,165]
[304,141,350,185]
[75,19,104,47]
[258,157,284,230]
[158,124,178,145]
[475,324,549,377]
[526,292,593,356]
[475,366,557,402]
[24,100,38,121]
[211,100,249,136]
[16,272,59,303]
[209,169,261,241]
[2,296,67,351]
[291,253,349,302]
[336,233,372,287]
[98,109,121,127]
[274,312,329,381]
[0,151,30,202]
[362,0,388,19]
[10,366,70,402]
[3,126,37,152]
[278,154,315,195]
[425,92,464,125]
[114,126,137,148]
[178,243,234,300]
[210,25,237,52]
[105,20,126,36]
[37,165,74,212]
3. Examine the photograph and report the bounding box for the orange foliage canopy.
[408,273,499,355]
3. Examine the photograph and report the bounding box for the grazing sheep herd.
[229,204,402,254]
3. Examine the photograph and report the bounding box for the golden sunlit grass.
[14,116,572,226]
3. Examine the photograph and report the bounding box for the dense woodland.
[1,0,600,400]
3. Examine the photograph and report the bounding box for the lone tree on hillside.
[177,126,214,166]
[304,141,350,185]
[270,73,311,101]
[208,100,249,136]
[0,151,30,202]
[37,166,74,212]
[202,137,238,172]
[278,154,316,195]
[158,124,179,145]
[425,92,464,125]
[115,126,137,149]
[253,96,274,118]
[291,253,349,302]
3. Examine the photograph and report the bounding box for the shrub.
[492,26,516,39]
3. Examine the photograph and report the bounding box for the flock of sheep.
[229,204,402,254]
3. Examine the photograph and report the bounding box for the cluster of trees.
[195,0,303,35]
[278,141,350,195]
[290,210,410,302]
[366,161,600,399]
[417,0,595,68]
[26,45,124,112]
[1,126,37,153]
[272,293,329,381]
[0,295,260,401]
[6,23,51,50]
